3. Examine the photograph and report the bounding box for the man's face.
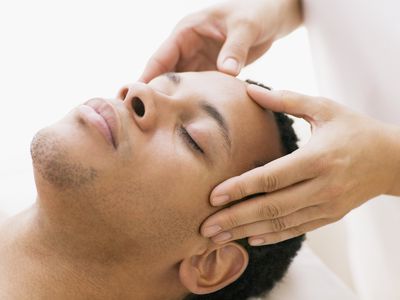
[31,71,282,258]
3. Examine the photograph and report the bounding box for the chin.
[30,124,99,191]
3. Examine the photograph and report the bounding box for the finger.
[202,179,324,237]
[217,22,259,76]
[210,149,318,206]
[248,218,333,246]
[210,205,326,243]
[247,85,334,123]
[139,37,180,83]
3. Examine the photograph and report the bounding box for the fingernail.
[250,238,264,246]
[223,58,239,74]
[203,225,222,237]
[213,232,232,243]
[211,195,230,206]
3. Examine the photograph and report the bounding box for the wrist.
[385,124,400,196]
[275,0,303,39]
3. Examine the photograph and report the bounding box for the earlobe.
[179,242,249,295]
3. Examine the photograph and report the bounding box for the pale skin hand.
[140,0,302,83]
[200,85,400,246]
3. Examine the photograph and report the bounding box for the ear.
[178,242,249,295]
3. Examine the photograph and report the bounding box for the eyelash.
[179,126,204,154]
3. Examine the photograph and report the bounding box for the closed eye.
[179,126,204,154]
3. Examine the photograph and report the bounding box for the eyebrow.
[163,72,232,154]
[199,100,231,152]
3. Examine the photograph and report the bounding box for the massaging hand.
[140,0,301,82]
[201,86,400,245]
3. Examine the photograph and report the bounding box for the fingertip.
[220,57,241,76]
[210,182,232,206]
[140,51,175,83]
[138,74,149,83]
[249,238,265,246]
[202,224,223,238]
[247,84,281,111]
[138,68,158,84]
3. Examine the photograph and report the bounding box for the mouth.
[79,98,121,149]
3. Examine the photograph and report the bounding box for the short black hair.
[184,80,305,300]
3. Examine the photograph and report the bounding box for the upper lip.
[84,98,121,148]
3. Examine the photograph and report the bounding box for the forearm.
[386,124,400,196]
[275,0,303,39]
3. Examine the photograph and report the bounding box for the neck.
[0,199,185,300]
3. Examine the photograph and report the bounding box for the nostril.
[132,97,145,117]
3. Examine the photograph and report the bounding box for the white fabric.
[303,1,400,299]
[257,244,358,300]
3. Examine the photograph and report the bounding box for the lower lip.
[78,104,115,148]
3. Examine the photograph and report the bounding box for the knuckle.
[276,90,299,113]
[313,148,348,176]
[271,217,287,232]
[278,90,292,100]
[276,90,292,108]
[258,202,281,219]
[260,173,279,192]
[227,40,248,57]
[224,209,241,228]
[313,152,331,174]
[235,179,248,199]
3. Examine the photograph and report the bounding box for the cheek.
[102,136,215,232]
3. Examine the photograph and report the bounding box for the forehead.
[174,71,249,106]
[169,71,264,120]
[164,71,282,172]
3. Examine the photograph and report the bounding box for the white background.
[0,0,316,215]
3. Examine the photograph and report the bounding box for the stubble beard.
[30,129,98,191]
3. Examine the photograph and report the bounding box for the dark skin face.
[30,71,282,289]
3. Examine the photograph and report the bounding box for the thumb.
[139,37,180,83]
[217,24,258,76]
[247,84,334,123]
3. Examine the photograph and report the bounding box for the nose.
[118,82,157,132]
